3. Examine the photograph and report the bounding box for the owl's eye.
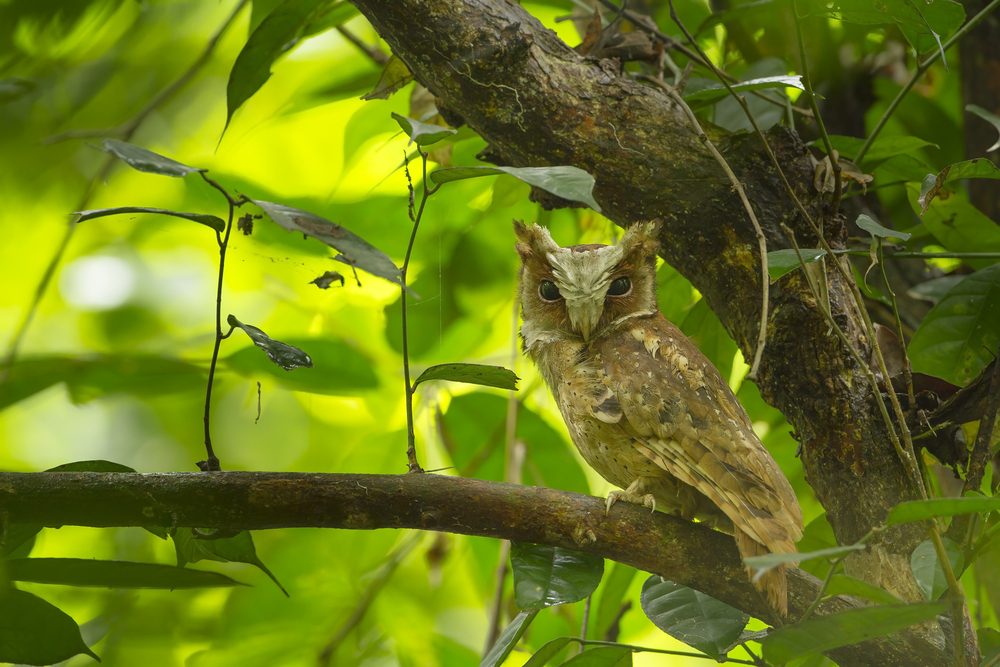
[539,280,562,302]
[607,276,632,297]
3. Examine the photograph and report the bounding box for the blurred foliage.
[0,0,998,664]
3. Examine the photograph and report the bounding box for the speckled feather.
[515,219,803,615]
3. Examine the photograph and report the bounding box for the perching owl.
[515,219,803,615]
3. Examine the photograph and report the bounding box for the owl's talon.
[605,490,656,515]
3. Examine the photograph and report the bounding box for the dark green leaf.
[825,574,905,605]
[907,275,966,305]
[523,638,574,667]
[172,529,288,596]
[225,0,327,135]
[46,460,136,473]
[227,314,313,371]
[967,104,1000,152]
[73,207,225,232]
[102,139,204,177]
[391,113,457,147]
[683,75,805,108]
[0,588,100,665]
[301,1,359,37]
[430,166,601,212]
[479,609,538,667]
[361,55,413,100]
[767,248,827,280]
[888,497,1000,525]
[593,562,638,641]
[856,214,911,241]
[562,646,632,666]
[907,183,1000,269]
[826,134,938,167]
[911,538,963,600]
[413,363,518,391]
[761,602,947,663]
[252,199,407,291]
[698,0,790,32]
[802,0,964,43]
[225,337,377,394]
[797,514,838,578]
[743,544,866,581]
[639,576,748,660]
[6,558,246,589]
[1,526,42,559]
[510,542,604,610]
[918,159,1000,213]
[908,263,1000,386]
[979,628,1000,666]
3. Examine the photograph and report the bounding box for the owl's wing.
[595,313,803,554]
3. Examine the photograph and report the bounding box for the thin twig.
[854,0,1000,164]
[926,525,967,667]
[336,25,389,65]
[0,0,249,382]
[571,639,757,664]
[876,241,916,416]
[642,74,770,381]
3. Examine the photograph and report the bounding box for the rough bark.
[960,0,1000,222]
[353,0,943,614]
[0,471,951,667]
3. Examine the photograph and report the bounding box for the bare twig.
[336,25,389,65]
[876,241,916,416]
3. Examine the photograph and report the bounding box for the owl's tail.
[736,528,792,617]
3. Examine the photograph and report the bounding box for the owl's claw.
[605,490,656,514]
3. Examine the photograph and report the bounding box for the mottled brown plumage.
[515,219,803,614]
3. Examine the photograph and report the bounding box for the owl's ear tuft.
[619,218,662,257]
[512,219,560,257]
[515,243,532,262]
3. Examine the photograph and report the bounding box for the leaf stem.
[926,526,967,667]
[854,0,1000,164]
[571,639,757,664]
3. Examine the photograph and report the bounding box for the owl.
[515,219,803,615]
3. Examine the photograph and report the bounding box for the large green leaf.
[225,337,377,394]
[908,263,1000,386]
[480,609,538,667]
[743,544,866,580]
[918,159,1000,213]
[523,638,574,667]
[825,574,904,605]
[412,363,518,391]
[227,315,314,371]
[562,646,632,666]
[802,0,964,48]
[593,562,638,640]
[760,601,948,664]
[510,542,604,610]
[967,104,1000,152]
[639,576,747,660]
[911,538,963,600]
[73,206,225,232]
[888,497,1000,525]
[683,75,805,108]
[391,113,457,147]
[826,134,938,166]
[0,354,205,411]
[172,529,287,596]
[906,182,1000,269]
[102,139,205,177]
[430,166,601,212]
[1,525,42,560]
[225,0,328,134]
[767,248,827,280]
[0,588,100,665]
[252,199,407,290]
[5,558,246,589]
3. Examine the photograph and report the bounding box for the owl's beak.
[566,298,603,343]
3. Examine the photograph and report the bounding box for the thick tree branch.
[0,471,949,667]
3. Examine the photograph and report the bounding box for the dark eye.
[607,276,631,297]
[539,280,562,302]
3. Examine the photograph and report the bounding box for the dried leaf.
[310,271,345,289]
[362,55,413,101]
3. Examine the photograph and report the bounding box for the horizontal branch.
[0,471,947,667]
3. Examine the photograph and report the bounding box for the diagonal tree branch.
[0,471,950,667]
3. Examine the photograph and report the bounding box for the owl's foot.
[605,489,656,514]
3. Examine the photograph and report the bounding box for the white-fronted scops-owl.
[515,219,803,615]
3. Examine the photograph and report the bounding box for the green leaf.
[252,199,408,291]
[430,166,601,212]
[73,207,225,232]
[908,263,1000,386]
[227,314,314,371]
[523,638,574,667]
[0,77,36,104]
[5,558,246,589]
[888,497,1000,525]
[967,104,1000,152]
[797,514,838,578]
[856,214,911,241]
[172,529,288,596]
[413,363,519,391]
[979,628,1000,666]
[102,138,205,177]
[743,544,866,581]
[639,575,748,660]
[301,0,359,38]
[0,588,100,665]
[767,248,827,280]
[911,538,963,600]
[761,601,947,663]
[225,0,327,135]
[479,609,538,667]
[825,574,905,605]
[826,134,938,167]
[46,460,136,473]
[683,75,805,108]
[562,646,632,666]
[802,0,964,42]
[906,184,1000,270]
[225,338,377,394]
[361,54,413,101]
[698,0,791,32]
[391,113,457,147]
[1,526,42,560]
[593,562,638,640]
[510,542,604,610]
[918,159,1000,214]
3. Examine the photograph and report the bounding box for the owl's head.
[515,220,661,345]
